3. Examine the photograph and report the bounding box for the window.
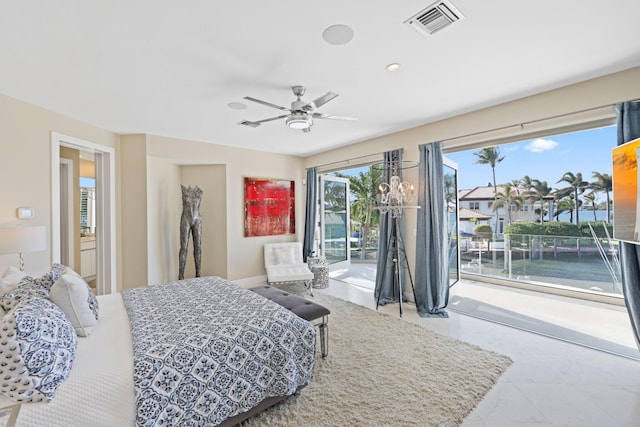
[447,124,621,298]
[469,202,479,210]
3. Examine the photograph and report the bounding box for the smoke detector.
[404,1,465,36]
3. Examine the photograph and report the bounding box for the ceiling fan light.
[386,63,401,72]
[286,113,312,129]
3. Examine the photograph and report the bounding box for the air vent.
[404,1,465,36]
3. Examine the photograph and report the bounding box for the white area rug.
[240,292,512,427]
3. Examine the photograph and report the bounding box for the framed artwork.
[244,177,295,237]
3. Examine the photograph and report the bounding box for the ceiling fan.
[239,85,358,133]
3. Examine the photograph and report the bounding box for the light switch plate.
[17,207,34,219]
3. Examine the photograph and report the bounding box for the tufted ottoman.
[249,285,330,357]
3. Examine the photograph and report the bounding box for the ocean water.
[554,209,610,223]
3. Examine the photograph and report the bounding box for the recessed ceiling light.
[386,63,401,72]
[322,24,354,45]
[228,102,247,110]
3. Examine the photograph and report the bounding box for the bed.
[0,270,317,427]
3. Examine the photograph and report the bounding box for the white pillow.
[50,272,99,337]
[0,265,26,295]
[274,247,296,265]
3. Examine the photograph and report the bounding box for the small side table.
[307,257,329,289]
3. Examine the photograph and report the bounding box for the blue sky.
[337,125,617,203]
[447,125,617,199]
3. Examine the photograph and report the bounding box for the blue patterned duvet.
[122,277,316,426]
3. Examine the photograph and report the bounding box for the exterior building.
[458,185,541,234]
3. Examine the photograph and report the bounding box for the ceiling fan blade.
[312,112,358,121]
[243,96,290,111]
[306,92,339,110]
[238,114,289,127]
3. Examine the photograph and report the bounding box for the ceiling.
[2,1,640,157]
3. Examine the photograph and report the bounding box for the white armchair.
[264,242,314,295]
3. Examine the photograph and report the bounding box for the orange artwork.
[612,137,640,242]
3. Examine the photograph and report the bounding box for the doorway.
[51,132,116,295]
[320,157,460,292]
[319,175,350,269]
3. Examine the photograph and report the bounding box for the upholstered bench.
[249,285,330,357]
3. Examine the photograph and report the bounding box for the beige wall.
[79,158,95,178]
[0,93,120,278]
[143,134,306,282]
[146,159,229,284]
[146,156,181,285]
[307,66,640,170]
[120,135,149,289]
[180,165,227,280]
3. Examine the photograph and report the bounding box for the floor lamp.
[374,161,420,317]
[0,225,47,271]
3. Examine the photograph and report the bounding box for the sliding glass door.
[319,175,350,268]
[444,157,460,286]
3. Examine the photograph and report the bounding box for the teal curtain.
[414,142,449,318]
[374,149,407,305]
[614,101,640,350]
[302,167,318,262]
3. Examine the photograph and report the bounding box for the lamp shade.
[0,225,47,255]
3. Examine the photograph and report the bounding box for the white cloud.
[525,138,558,153]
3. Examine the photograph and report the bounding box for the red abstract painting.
[244,177,295,237]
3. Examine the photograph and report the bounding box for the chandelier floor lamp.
[374,161,419,318]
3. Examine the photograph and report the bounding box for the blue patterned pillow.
[0,263,67,312]
[0,296,77,402]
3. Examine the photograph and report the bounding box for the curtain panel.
[374,149,407,305]
[414,142,449,318]
[614,101,640,350]
[302,167,318,262]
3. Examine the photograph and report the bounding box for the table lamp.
[0,225,47,271]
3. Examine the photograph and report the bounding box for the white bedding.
[15,293,136,427]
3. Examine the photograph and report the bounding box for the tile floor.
[322,265,640,426]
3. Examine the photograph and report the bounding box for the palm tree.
[583,192,598,221]
[474,146,505,232]
[523,179,554,224]
[519,175,535,190]
[444,172,457,211]
[554,195,576,222]
[589,171,612,223]
[337,167,382,259]
[556,172,589,224]
[490,184,522,225]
